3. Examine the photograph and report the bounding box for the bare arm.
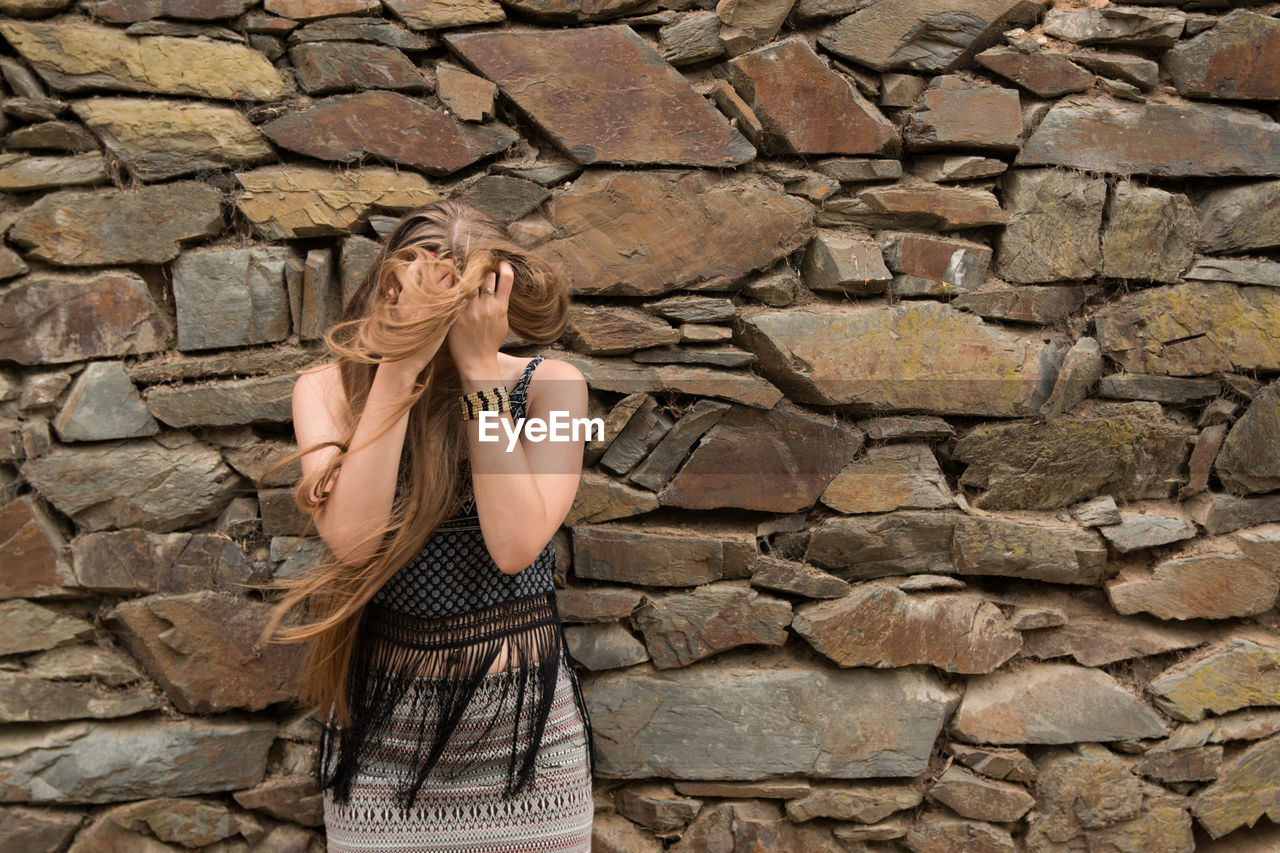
[292,254,454,566]
[292,361,428,567]
[458,357,588,574]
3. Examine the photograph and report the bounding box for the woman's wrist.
[456,357,501,392]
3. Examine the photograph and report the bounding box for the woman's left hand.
[447,260,513,375]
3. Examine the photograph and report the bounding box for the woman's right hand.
[381,252,456,378]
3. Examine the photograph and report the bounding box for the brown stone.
[0,496,74,599]
[976,47,1093,97]
[9,182,223,266]
[563,305,679,355]
[719,38,896,156]
[1094,281,1280,376]
[572,524,746,587]
[591,813,663,853]
[0,599,94,656]
[929,765,1034,822]
[0,153,107,190]
[436,62,495,121]
[955,283,1097,326]
[1197,179,1280,254]
[995,168,1105,283]
[658,12,723,66]
[533,170,810,295]
[627,398,731,492]
[634,582,791,669]
[749,554,850,599]
[823,182,1007,230]
[1191,732,1280,839]
[1107,548,1279,621]
[947,743,1036,783]
[1148,638,1280,724]
[288,15,433,49]
[0,272,170,365]
[599,397,674,476]
[673,801,842,852]
[659,402,862,513]
[70,529,263,595]
[1017,97,1280,178]
[73,96,275,182]
[265,0,379,16]
[738,301,1050,416]
[565,469,659,525]
[445,27,753,167]
[0,20,290,100]
[126,346,323,385]
[715,0,794,46]
[21,432,240,533]
[5,120,98,153]
[953,399,1194,510]
[232,774,322,826]
[0,673,160,723]
[953,663,1168,744]
[793,584,1021,673]
[820,443,952,513]
[502,0,645,22]
[145,376,296,428]
[878,230,991,296]
[556,586,644,623]
[109,591,305,713]
[951,515,1108,584]
[817,0,1043,73]
[910,153,1007,182]
[903,76,1021,151]
[564,622,649,671]
[288,41,425,95]
[1044,7,1184,47]
[262,91,514,177]
[1101,182,1198,283]
[786,781,921,823]
[615,782,701,834]
[1217,383,1280,494]
[1167,11,1280,100]
[801,229,891,295]
[234,165,436,240]
[385,0,505,29]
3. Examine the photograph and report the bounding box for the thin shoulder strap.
[510,355,544,415]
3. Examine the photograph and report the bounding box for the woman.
[256,200,595,851]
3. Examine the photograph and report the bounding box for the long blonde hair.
[254,200,569,727]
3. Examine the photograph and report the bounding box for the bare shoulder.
[294,362,348,414]
[529,356,584,384]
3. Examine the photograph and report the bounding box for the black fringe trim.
[316,591,595,818]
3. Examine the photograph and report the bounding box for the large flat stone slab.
[21,432,240,533]
[72,97,275,181]
[171,247,291,352]
[1166,10,1280,100]
[445,26,753,167]
[817,0,1045,72]
[1017,97,1280,177]
[952,662,1168,744]
[9,182,223,266]
[234,165,436,239]
[1148,638,1280,722]
[738,302,1050,416]
[262,91,515,176]
[0,272,170,365]
[0,20,290,100]
[0,716,275,803]
[718,37,896,156]
[533,169,811,296]
[109,591,306,713]
[1094,281,1280,376]
[585,652,959,779]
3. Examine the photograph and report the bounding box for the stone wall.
[0,0,1278,850]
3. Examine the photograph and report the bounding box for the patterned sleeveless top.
[317,355,595,815]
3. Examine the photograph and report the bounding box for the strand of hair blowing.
[250,202,569,729]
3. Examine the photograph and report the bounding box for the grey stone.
[953,662,1169,744]
[1148,638,1280,723]
[172,247,291,352]
[21,432,240,532]
[0,599,94,656]
[658,11,723,65]
[0,673,161,723]
[0,153,107,190]
[633,582,792,669]
[1101,182,1197,282]
[599,397,674,476]
[995,168,1105,283]
[1097,373,1222,404]
[53,361,158,442]
[801,229,891,295]
[145,375,296,428]
[585,651,959,779]
[627,399,730,492]
[1043,6,1184,47]
[1197,179,1280,254]
[0,716,275,803]
[565,623,649,671]
[1185,258,1280,287]
[1098,513,1197,553]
